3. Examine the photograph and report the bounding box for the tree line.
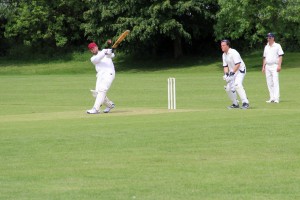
[0,0,299,58]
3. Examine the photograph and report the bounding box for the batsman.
[86,30,129,114]
[86,41,116,114]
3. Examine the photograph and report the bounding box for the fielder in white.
[221,40,250,109]
[262,33,284,103]
[86,42,115,114]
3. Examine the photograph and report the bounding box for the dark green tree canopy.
[82,0,217,58]
[4,0,87,48]
[1,0,299,58]
[214,0,300,50]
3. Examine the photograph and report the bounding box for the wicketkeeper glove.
[225,72,235,82]
[223,73,229,80]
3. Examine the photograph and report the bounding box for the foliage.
[3,0,87,49]
[1,0,299,59]
[82,0,218,58]
[277,0,300,50]
[214,0,300,50]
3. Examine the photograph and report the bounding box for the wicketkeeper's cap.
[88,42,98,50]
[267,32,275,38]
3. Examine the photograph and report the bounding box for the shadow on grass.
[0,51,89,67]
[0,50,299,74]
[0,51,221,73]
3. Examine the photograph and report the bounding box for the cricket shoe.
[227,104,239,109]
[241,103,250,109]
[274,100,279,103]
[103,104,115,113]
[86,107,100,114]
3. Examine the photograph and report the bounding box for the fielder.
[262,33,284,103]
[86,42,115,114]
[221,40,250,109]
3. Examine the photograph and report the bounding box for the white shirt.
[263,42,284,65]
[222,48,246,72]
[90,49,115,73]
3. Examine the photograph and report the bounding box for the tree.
[214,0,300,50]
[0,0,17,55]
[4,0,87,50]
[82,0,218,58]
[278,0,300,50]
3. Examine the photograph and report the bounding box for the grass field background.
[0,52,299,199]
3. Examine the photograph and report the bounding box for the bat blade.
[112,30,130,49]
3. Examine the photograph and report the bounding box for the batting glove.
[105,49,113,55]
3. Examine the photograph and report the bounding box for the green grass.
[0,53,300,199]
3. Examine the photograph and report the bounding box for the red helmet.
[88,42,97,50]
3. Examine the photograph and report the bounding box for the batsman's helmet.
[88,42,98,50]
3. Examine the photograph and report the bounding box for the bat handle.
[111,48,115,53]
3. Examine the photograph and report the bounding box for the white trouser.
[93,70,115,110]
[265,64,279,101]
[224,71,249,104]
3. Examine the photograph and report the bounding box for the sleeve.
[90,50,106,65]
[232,50,242,65]
[277,44,284,56]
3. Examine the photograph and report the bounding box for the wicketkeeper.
[86,41,115,114]
[221,39,250,109]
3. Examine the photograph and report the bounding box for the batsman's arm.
[100,39,113,49]
[105,39,115,53]
[91,50,106,64]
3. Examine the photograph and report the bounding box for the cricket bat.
[112,30,130,49]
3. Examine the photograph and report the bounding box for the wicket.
[168,77,176,109]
